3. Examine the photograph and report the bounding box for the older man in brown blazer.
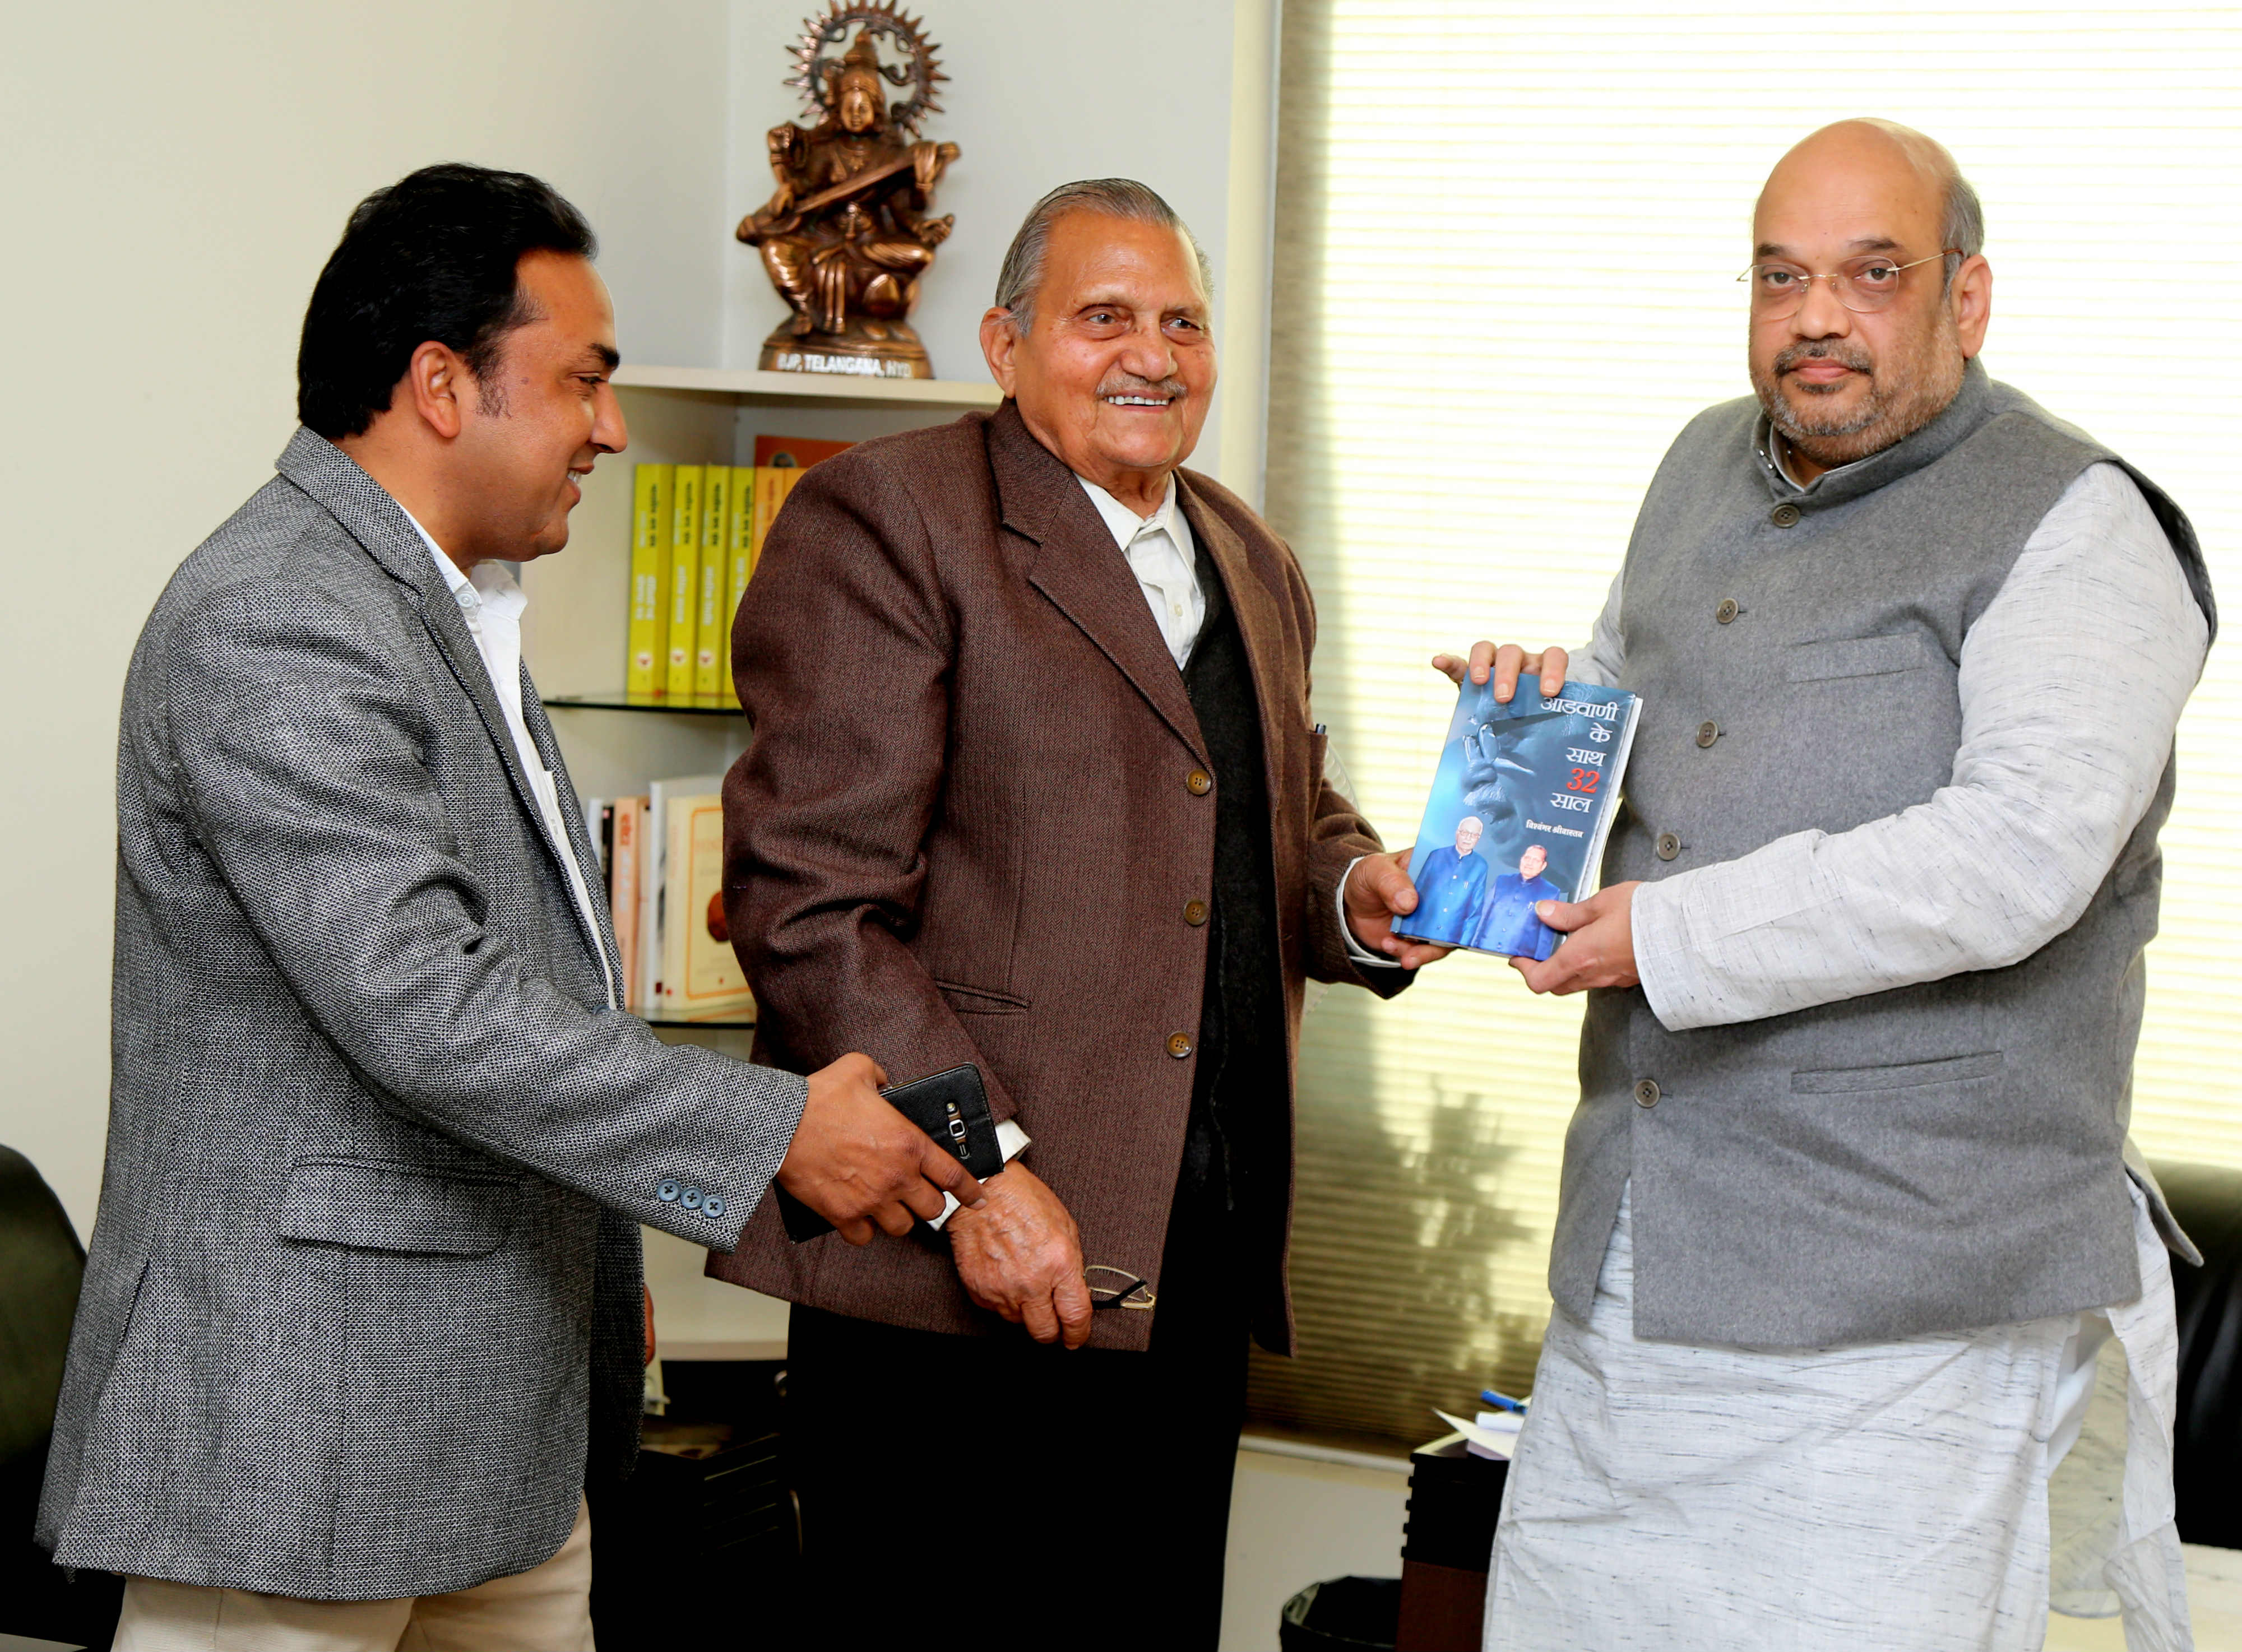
[713,179,1440,1645]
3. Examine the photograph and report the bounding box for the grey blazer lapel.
[273,430,606,962]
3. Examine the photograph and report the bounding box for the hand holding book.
[1392,643,1643,967]
[1344,846,1460,969]
[1426,638,1647,994]
[1430,639,1572,703]
[1508,880,1643,996]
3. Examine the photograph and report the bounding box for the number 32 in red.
[1567,768,1600,793]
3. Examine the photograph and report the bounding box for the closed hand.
[1344,847,1456,969]
[946,1163,1093,1348]
[776,1053,986,1245]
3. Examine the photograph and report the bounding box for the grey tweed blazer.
[36,430,808,1600]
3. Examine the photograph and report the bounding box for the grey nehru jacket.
[1559,360,2215,1348]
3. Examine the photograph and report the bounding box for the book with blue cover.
[1391,678,1643,959]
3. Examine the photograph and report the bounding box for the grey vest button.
[656,1180,680,1203]
[1771,503,1801,527]
[1655,832,1682,860]
[679,1187,703,1210]
[701,1194,725,1219]
[1634,1079,1661,1108]
[1696,721,1719,748]
[1715,598,1739,624]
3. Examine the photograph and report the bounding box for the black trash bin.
[1280,1574,1401,1651]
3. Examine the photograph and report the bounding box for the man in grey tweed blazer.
[36,165,981,1649]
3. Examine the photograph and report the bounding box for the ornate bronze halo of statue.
[738,2,960,379]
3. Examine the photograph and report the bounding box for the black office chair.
[2157,1160,2242,1551]
[1,1145,121,1649]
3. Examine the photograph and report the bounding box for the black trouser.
[785,1181,1250,1650]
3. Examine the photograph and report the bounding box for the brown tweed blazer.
[710,401,1405,1352]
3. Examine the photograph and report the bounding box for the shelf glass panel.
[545,693,744,717]
[612,363,1000,410]
[637,1009,756,1031]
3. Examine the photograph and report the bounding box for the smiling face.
[1519,844,1548,880]
[980,210,1216,511]
[1746,122,1990,477]
[451,250,626,563]
[1455,816,1484,856]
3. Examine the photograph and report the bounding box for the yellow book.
[746,435,853,585]
[720,463,756,706]
[694,466,729,703]
[625,465,671,700]
[656,792,754,1022]
[750,464,807,578]
[665,466,702,703]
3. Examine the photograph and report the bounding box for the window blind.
[1252,0,2242,1449]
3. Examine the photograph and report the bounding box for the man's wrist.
[1338,855,1403,968]
[930,1119,1031,1231]
[1625,877,1692,1029]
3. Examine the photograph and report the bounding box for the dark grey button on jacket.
[36,431,808,1600]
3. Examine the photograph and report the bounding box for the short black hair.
[297,163,597,439]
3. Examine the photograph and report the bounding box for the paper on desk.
[1434,1407,1525,1461]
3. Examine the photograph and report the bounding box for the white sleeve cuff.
[927,1119,1031,1231]
[1627,874,1698,1030]
[1339,855,1405,969]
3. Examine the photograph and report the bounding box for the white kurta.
[1486,1182,2189,1651]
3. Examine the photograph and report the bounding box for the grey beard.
[1751,335,1963,468]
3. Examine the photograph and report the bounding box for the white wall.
[0,0,1276,1235]
[723,0,1270,493]
[0,1,733,1233]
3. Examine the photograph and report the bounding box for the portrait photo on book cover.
[1392,677,1640,960]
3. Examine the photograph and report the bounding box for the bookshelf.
[526,366,999,803]
[523,368,1001,1358]
[611,362,1002,410]
[525,365,1002,1028]
[523,369,1000,1003]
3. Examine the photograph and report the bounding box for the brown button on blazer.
[709,402,1407,1351]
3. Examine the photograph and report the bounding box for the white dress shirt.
[1079,473,1204,668]
[1075,473,1396,971]
[405,515,615,1010]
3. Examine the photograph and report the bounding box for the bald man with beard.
[1445,121,2214,1650]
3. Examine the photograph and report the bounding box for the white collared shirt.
[1078,473,1203,669]
[1077,471,1400,982]
[405,513,615,1010]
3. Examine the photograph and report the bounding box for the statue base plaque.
[758,315,932,380]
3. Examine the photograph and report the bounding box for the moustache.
[1094,375,1188,402]
[1775,341,1873,378]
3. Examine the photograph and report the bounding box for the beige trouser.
[111,1497,594,1652]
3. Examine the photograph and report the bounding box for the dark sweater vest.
[1178,542,1289,1348]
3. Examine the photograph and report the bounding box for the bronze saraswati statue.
[738,3,959,379]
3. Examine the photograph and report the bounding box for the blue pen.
[1480,1389,1527,1414]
